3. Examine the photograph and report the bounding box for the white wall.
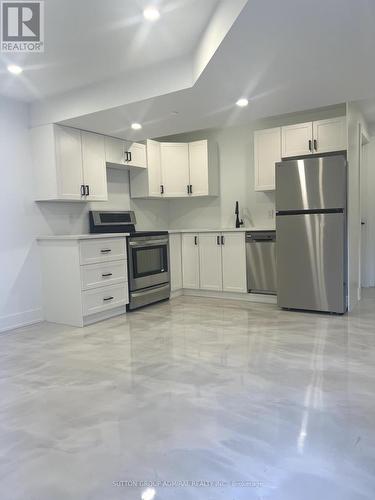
[346,101,369,310]
[0,97,46,332]
[160,104,346,230]
[361,138,375,287]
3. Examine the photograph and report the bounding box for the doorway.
[359,129,373,292]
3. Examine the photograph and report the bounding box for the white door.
[188,140,209,196]
[105,136,126,166]
[198,233,222,291]
[160,142,190,197]
[169,233,182,291]
[221,233,247,293]
[254,127,281,191]
[147,139,162,197]
[281,122,313,158]
[182,234,200,289]
[126,142,147,169]
[313,117,347,154]
[81,131,108,201]
[55,126,84,200]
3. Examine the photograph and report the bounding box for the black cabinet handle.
[100,249,112,253]
[194,236,198,246]
[80,185,85,196]
[160,184,164,195]
[308,140,312,152]
[128,151,132,162]
[85,185,90,196]
[190,184,193,194]
[314,139,318,151]
[103,296,114,302]
[102,273,113,277]
[187,185,190,194]
[124,152,129,162]
[217,235,220,245]
[221,235,224,245]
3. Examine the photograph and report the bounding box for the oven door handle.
[129,239,169,247]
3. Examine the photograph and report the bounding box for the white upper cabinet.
[313,117,347,154]
[125,142,147,169]
[129,138,218,199]
[281,116,347,158]
[188,140,209,196]
[32,124,107,202]
[281,122,313,158]
[105,137,147,169]
[81,131,108,201]
[105,136,126,166]
[221,233,247,293]
[182,234,200,289]
[198,233,223,291]
[55,126,84,200]
[130,139,162,198]
[254,127,281,191]
[160,142,190,197]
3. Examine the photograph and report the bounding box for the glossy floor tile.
[1,291,375,500]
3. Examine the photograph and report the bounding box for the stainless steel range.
[89,210,170,310]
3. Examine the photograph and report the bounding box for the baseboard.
[172,289,277,304]
[0,308,43,334]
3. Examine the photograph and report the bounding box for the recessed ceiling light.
[236,98,248,107]
[131,123,142,130]
[7,64,23,75]
[143,6,160,21]
[141,488,156,500]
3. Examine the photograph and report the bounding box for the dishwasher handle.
[246,232,276,243]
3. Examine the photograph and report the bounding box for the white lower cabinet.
[38,236,129,327]
[180,231,247,293]
[182,234,200,289]
[169,233,183,291]
[198,233,223,291]
[221,233,247,292]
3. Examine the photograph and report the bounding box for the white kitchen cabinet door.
[105,136,126,166]
[160,142,190,197]
[281,122,313,158]
[221,233,247,293]
[55,126,85,200]
[169,233,183,291]
[182,234,200,289]
[129,139,161,198]
[81,131,108,201]
[313,117,347,154]
[254,127,281,191]
[188,140,209,196]
[125,142,147,169]
[198,233,223,291]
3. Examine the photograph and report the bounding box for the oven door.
[128,237,170,291]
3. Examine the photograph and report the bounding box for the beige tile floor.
[1,291,375,499]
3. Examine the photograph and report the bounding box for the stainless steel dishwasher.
[246,231,277,294]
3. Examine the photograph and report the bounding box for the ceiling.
[60,0,375,139]
[3,0,375,136]
[0,0,219,101]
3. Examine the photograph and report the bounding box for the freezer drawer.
[276,213,346,313]
[246,232,277,294]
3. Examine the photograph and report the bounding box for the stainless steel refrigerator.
[275,155,347,314]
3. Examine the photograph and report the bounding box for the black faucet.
[235,201,244,228]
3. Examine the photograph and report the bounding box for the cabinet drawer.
[81,260,127,290]
[80,238,126,265]
[82,283,128,316]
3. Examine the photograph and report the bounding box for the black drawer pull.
[103,296,114,302]
[102,273,113,277]
[100,249,112,253]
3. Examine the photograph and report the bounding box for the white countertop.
[37,233,130,241]
[168,227,275,233]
